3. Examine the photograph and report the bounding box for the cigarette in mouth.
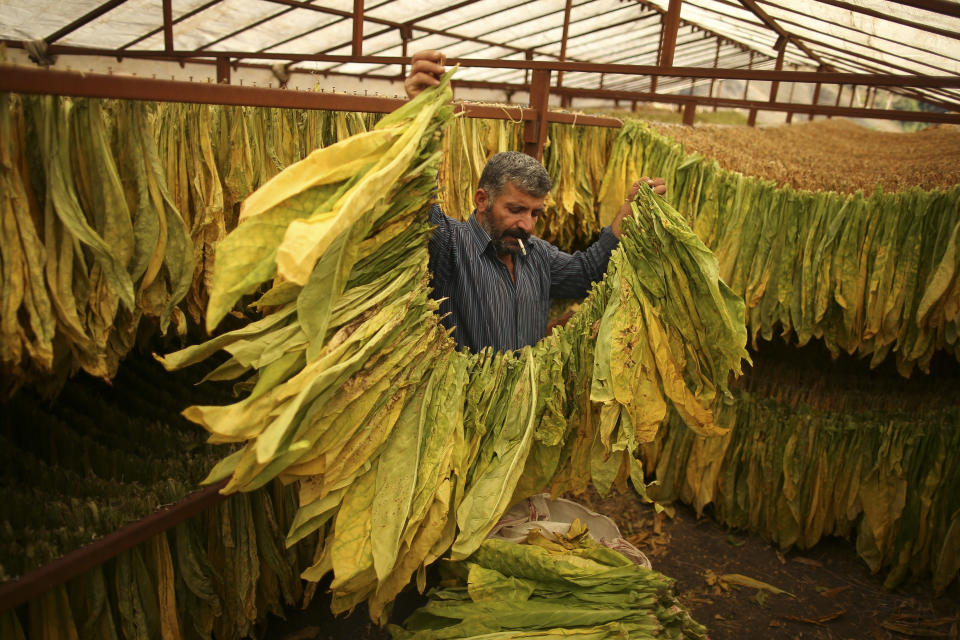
[518,238,527,256]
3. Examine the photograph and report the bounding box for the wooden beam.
[682,101,696,125]
[352,0,364,57]
[523,69,552,161]
[659,0,683,68]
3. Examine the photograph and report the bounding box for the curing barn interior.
[1,1,959,638]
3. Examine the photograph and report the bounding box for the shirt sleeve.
[547,226,620,299]
[428,204,456,284]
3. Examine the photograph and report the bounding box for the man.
[406,50,666,353]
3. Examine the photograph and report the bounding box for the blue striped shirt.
[428,204,619,352]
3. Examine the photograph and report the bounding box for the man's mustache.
[503,230,529,241]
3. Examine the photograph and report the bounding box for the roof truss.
[4,0,957,116]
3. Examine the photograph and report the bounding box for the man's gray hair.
[478,151,552,201]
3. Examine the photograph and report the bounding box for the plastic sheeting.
[1,0,957,104]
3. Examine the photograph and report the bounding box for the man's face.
[475,181,545,256]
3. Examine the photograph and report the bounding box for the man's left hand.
[611,177,667,238]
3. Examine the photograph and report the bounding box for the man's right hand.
[611,177,667,238]
[404,50,446,99]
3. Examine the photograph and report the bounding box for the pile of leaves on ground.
[389,524,707,639]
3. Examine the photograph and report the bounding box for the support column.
[352,0,364,57]
[523,68,551,161]
[810,81,822,121]
[768,39,785,123]
[557,0,573,108]
[709,38,720,112]
[162,0,174,52]
[216,56,231,84]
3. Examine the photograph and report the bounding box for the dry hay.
[650,118,960,195]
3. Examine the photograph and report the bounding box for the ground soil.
[264,487,959,640]
[574,487,960,640]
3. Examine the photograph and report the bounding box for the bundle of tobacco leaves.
[390,528,707,639]
[606,119,960,375]
[159,68,749,627]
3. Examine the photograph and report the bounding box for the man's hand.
[611,177,667,238]
[404,50,446,99]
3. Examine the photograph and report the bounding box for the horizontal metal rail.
[0,481,229,613]
[5,42,960,88]
[0,65,623,127]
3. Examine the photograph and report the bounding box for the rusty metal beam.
[0,64,629,126]
[5,64,955,124]
[769,45,785,103]
[810,80,822,120]
[261,0,577,63]
[44,0,132,44]
[349,0,485,75]
[0,482,229,613]
[216,55,231,84]
[762,0,960,42]
[322,0,578,77]
[708,37,720,105]
[121,0,223,49]
[659,0,683,68]
[556,0,573,93]
[524,69,552,161]
[760,0,960,57]
[738,0,826,67]
[192,0,321,54]
[805,45,960,110]
[352,0,364,57]
[766,8,960,76]
[890,0,960,18]
[631,0,794,68]
[162,0,174,53]
[18,44,960,89]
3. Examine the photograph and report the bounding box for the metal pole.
[523,68,552,161]
[352,0,364,57]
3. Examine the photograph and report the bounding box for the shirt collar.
[467,210,494,257]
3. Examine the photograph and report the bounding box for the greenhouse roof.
[1,0,958,111]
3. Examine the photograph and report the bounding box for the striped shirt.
[428,204,619,352]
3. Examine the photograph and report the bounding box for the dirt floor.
[576,488,960,640]
[264,488,959,640]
